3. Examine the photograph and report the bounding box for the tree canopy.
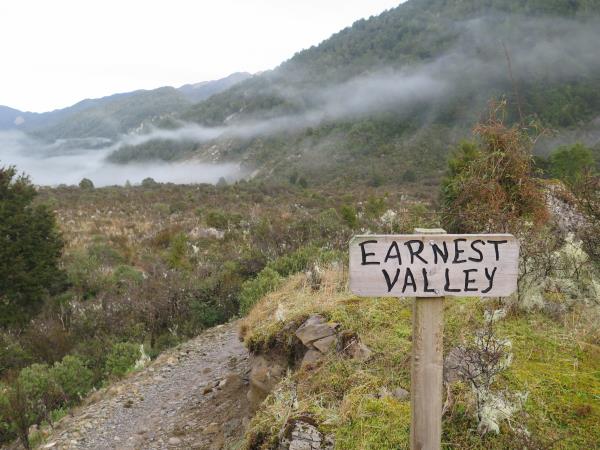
[0,167,66,327]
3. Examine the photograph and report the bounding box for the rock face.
[295,315,338,346]
[279,421,334,450]
[545,183,586,234]
[247,354,286,412]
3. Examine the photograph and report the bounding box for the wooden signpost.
[349,229,519,450]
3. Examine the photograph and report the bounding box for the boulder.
[279,421,334,450]
[345,340,372,361]
[443,347,465,384]
[301,349,323,370]
[392,387,410,401]
[312,335,337,353]
[295,315,337,346]
[247,355,285,412]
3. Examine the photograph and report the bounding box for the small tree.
[0,167,66,327]
[141,177,158,188]
[441,102,548,233]
[78,178,94,190]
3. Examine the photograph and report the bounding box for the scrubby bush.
[50,355,93,404]
[141,177,158,188]
[0,334,32,376]
[78,178,94,190]
[239,268,283,315]
[340,204,358,229]
[166,233,190,270]
[441,102,548,233]
[105,342,140,378]
[548,142,595,185]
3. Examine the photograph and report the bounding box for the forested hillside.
[113,0,600,187]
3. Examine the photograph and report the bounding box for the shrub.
[441,102,548,233]
[0,334,32,376]
[50,355,93,404]
[548,142,595,185]
[78,178,94,190]
[401,169,417,183]
[340,205,358,229]
[141,177,158,188]
[105,342,140,378]
[111,265,144,288]
[206,210,229,230]
[166,233,190,270]
[239,268,283,315]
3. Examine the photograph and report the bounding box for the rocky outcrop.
[278,420,334,450]
[246,314,372,449]
[247,354,286,412]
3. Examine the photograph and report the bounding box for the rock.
[279,421,334,450]
[312,335,337,353]
[247,355,285,411]
[391,387,410,401]
[345,340,372,361]
[301,349,323,369]
[223,418,240,437]
[168,437,182,445]
[42,443,57,449]
[295,315,337,346]
[444,347,465,383]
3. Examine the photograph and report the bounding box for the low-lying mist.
[120,14,600,148]
[0,131,242,187]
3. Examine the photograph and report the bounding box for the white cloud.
[0,0,403,112]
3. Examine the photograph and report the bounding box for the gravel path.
[39,321,250,450]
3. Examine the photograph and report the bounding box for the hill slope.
[0,73,251,142]
[114,0,600,186]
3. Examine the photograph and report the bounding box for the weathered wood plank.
[349,234,519,297]
[411,228,444,450]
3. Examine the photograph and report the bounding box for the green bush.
[50,356,93,404]
[340,205,359,229]
[0,334,32,375]
[548,142,595,185]
[239,267,283,315]
[111,265,144,287]
[18,364,60,409]
[166,233,190,270]
[78,178,94,190]
[105,342,140,378]
[206,210,229,229]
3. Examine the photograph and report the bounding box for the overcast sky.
[0,0,402,113]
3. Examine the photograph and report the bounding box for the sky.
[0,0,402,113]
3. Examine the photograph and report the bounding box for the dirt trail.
[40,321,250,450]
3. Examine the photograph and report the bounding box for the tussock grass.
[242,267,600,449]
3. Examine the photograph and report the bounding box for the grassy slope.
[241,268,600,449]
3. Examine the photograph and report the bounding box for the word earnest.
[349,234,519,297]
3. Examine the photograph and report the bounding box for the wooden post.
[410,228,446,450]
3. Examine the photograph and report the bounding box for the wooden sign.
[349,233,519,297]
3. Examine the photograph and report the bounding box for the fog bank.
[0,131,241,187]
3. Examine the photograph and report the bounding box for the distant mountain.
[6,0,600,188]
[178,72,251,103]
[0,73,251,141]
[141,0,596,185]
